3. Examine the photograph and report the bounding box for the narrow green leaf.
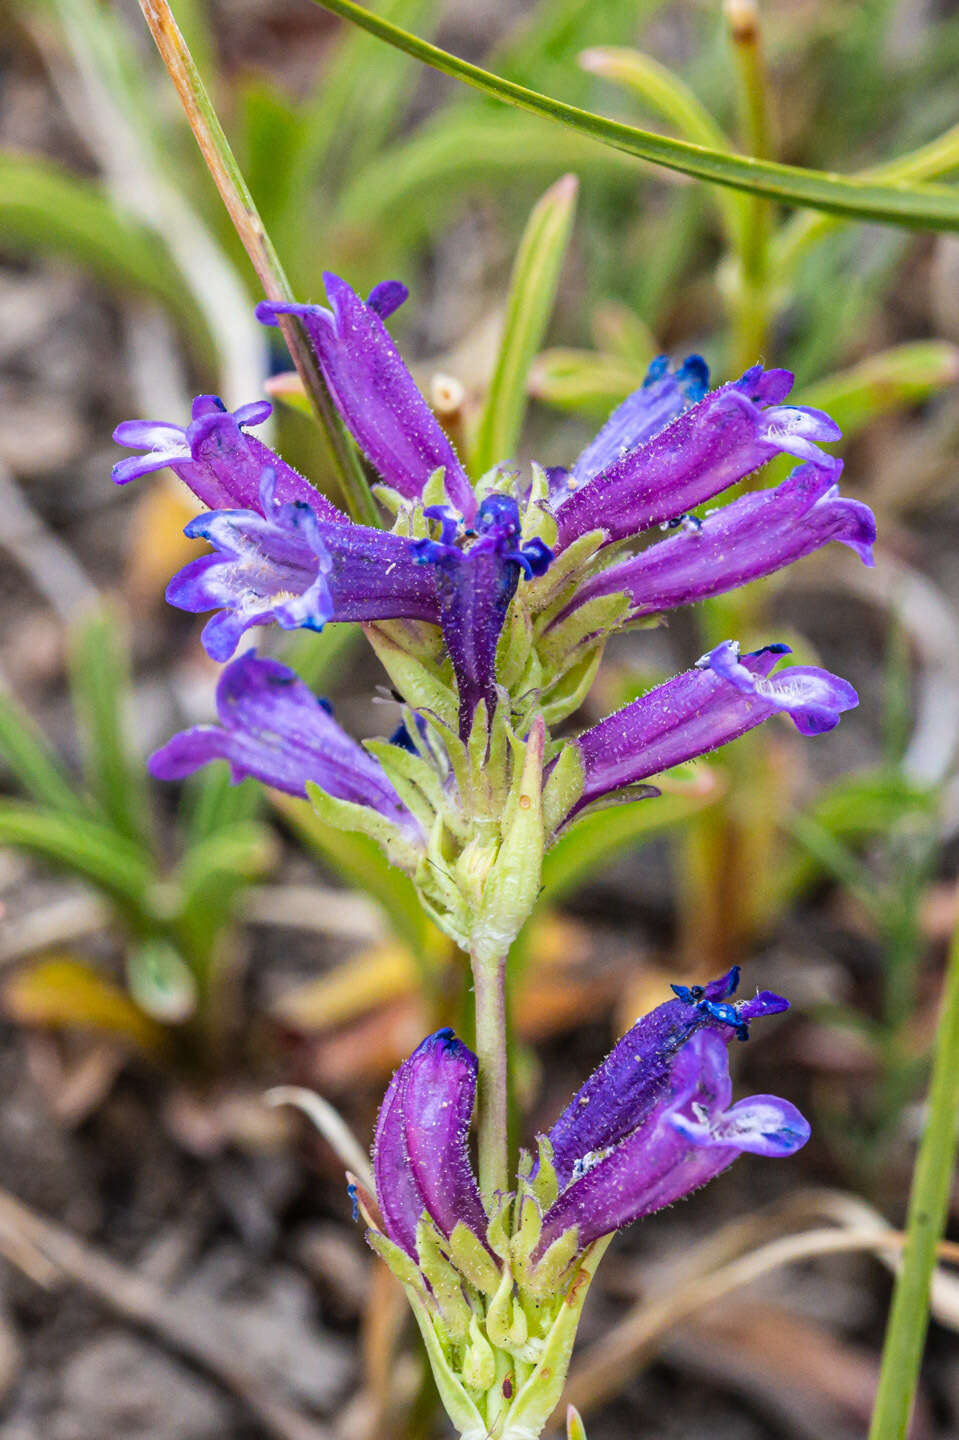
[173,821,276,969]
[0,802,154,918]
[471,174,579,474]
[336,110,625,239]
[0,152,209,355]
[3,956,170,1060]
[578,44,743,241]
[0,687,84,814]
[310,0,959,231]
[69,607,153,849]
[182,769,261,845]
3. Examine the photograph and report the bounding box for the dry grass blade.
[0,1186,331,1440]
[564,1224,959,1416]
[265,1086,375,1192]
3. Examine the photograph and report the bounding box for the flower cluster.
[357,970,808,1440]
[116,270,873,954]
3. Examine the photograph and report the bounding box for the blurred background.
[1,0,959,1436]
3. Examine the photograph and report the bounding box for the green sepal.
[367,1228,426,1293]
[531,1135,559,1212]
[364,738,447,829]
[373,483,408,517]
[527,529,606,618]
[541,642,606,729]
[462,1313,496,1392]
[510,1188,543,1283]
[421,465,452,511]
[416,1215,472,1343]
[364,622,459,731]
[448,1221,502,1295]
[542,745,586,839]
[537,592,632,667]
[527,1226,580,1297]
[404,1285,488,1439]
[501,1237,612,1439]
[305,782,421,872]
[486,1265,528,1352]
[470,719,545,963]
[497,599,534,696]
[567,1403,588,1440]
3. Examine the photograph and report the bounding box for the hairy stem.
[471,948,509,1203]
[137,0,379,527]
[868,901,959,1439]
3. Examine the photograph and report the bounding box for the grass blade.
[0,688,85,814]
[309,0,959,232]
[69,607,153,850]
[471,174,578,475]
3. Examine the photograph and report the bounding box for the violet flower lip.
[148,649,424,845]
[565,640,859,823]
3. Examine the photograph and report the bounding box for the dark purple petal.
[537,1031,808,1253]
[568,641,858,818]
[553,369,842,549]
[401,1030,488,1241]
[167,471,441,662]
[570,354,709,487]
[563,460,875,620]
[414,495,552,738]
[545,967,787,1190]
[373,1061,428,1257]
[113,395,344,519]
[256,274,475,519]
[148,650,424,843]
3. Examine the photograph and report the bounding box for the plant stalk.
[471,948,509,1203]
[868,896,959,1440]
[137,0,380,527]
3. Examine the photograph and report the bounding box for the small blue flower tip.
[347,1182,359,1223]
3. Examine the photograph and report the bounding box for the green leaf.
[126,939,197,1024]
[797,342,959,434]
[0,686,84,814]
[0,802,154,920]
[309,0,959,231]
[173,822,276,971]
[3,957,170,1060]
[0,152,209,353]
[471,174,579,475]
[69,606,153,849]
[336,110,627,239]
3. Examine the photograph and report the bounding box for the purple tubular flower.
[568,641,858,820]
[113,395,344,521]
[373,1029,488,1257]
[570,354,709,487]
[566,459,876,618]
[166,469,441,662]
[546,966,788,1190]
[553,367,842,550]
[413,495,552,738]
[148,650,423,844]
[256,274,476,520]
[537,1029,809,1254]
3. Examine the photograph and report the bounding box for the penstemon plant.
[115,261,873,1436]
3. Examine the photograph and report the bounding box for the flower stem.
[868,902,959,1440]
[471,948,509,1203]
[136,0,380,528]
